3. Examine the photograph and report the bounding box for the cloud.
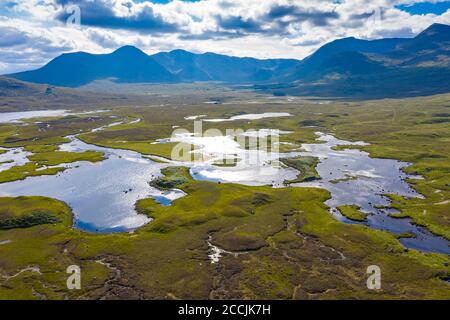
[87,29,123,48]
[0,25,74,74]
[348,10,378,21]
[54,0,180,33]
[216,15,262,33]
[178,30,245,40]
[0,0,450,74]
[266,4,340,27]
[0,26,28,47]
[197,2,341,39]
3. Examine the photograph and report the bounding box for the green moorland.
[281,156,321,184]
[0,114,112,183]
[337,205,368,222]
[0,92,449,299]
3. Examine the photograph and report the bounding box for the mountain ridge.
[10,45,301,86]
[6,23,450,98]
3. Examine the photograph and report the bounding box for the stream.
[0,111,448,254]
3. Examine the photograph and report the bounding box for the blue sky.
[0,0,449,74]
[396,1,450,15]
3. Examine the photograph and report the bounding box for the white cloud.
[0,0,449,73]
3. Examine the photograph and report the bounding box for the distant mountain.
[5,23,450,98]
[152,50,212,81]
[9,46,300,87]
[152,49,300,83]
[281,37,407,82]
[11,46,177,87]
[388,23,450,68]
[262,23,450,98]
[398,23,450,53]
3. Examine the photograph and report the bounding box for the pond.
[0,112,448,254]
[204,112,292,122]
[0,135,185,233]
[165,130,298,186]
[0,147,31,172]
[294,132,450,255]
[0,109,109,123]
[0,110,70,123]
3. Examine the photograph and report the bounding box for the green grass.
[395,232,417,239]
[149,167,190,190]
[0,114,108,183]
[28,151,104,166]
[0,196,72,227]
[337,205,368,222]
[0,212,61,230]
[0,93,449,299]
[0,164,449,299]
[0,162,66,183]
[0,151,104,184]
[281,156,321,184]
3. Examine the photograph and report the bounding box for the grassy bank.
[0,93,449,299]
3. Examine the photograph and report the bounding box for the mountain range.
[9,46,300,87]
[6,23,450,98]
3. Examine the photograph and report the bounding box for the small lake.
[0,147,31,172]
[165,130,298,186]
[0,111,448,254]
[0,135,185,233]
[204,112,292,122]
[0,109,109,123]
[295,133,450,255]
[0,110,70,123]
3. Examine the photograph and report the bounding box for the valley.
[0,92,449,299]
[1,0,450,306]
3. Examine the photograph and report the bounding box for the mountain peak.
[169,49,193,55]
[417,23,450,37]
[112,45,147,57]
[6,23,450,95]
[426,23,450,31]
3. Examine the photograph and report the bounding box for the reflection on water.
[204,112,292,122]
[0,110,448,254]
[295,133,450,255]
[184,115,207,120]
[0,147,31,172]
[0,110,69,123]
[165,130,298,186]
[0,109,109,123]
[0,136,185,233]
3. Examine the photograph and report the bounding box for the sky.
[0,0,449,74]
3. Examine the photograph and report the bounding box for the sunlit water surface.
[294,133,449,254]
[0,109,109,123]
[0,112,448,254]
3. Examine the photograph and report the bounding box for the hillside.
[10,47,300,87]
[0,76,157,112]
[263,23,450,98]
[5,23,450,98]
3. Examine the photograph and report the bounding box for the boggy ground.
[0,93,449,299]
